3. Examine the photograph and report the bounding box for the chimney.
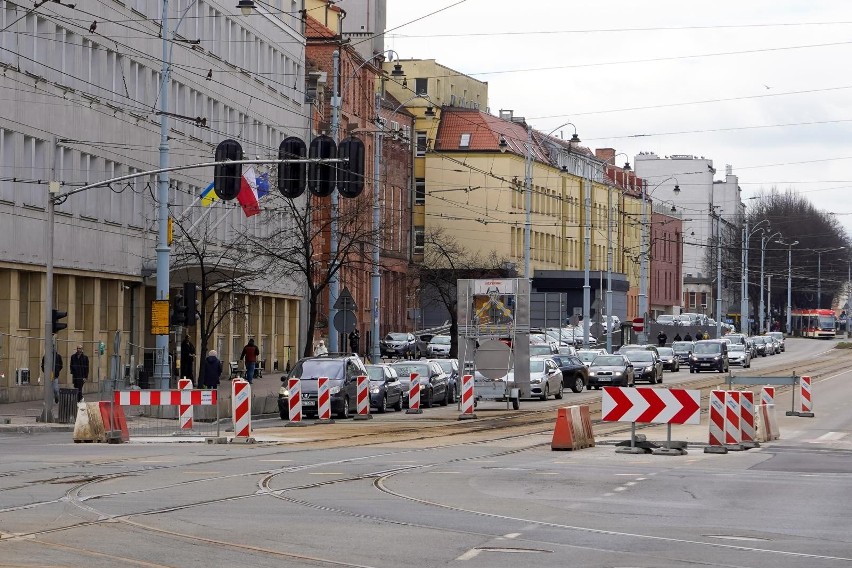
[726,164,733,175]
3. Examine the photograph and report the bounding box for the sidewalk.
[0,372,285,433]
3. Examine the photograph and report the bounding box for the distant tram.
[790,309,837,338]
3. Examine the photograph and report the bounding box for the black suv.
[689,340,729,374]
[278,354,368,419]
[380,332,417,358]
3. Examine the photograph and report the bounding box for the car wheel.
[441,387,449,406]
[337,397,350,419]
[554,382,564,400]
[512,397,520,410]
[570,374,585,393]
[378,395,387,414]
[424,389,433,408]
[657,372,663,384]
[540,383,549,401]
[393,394,403,412]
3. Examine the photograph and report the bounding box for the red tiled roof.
[304,14,335,39]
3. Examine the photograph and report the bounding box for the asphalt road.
[1,337,851,567]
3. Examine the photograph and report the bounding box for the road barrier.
[725,391,744,451]
[706,390,727,453]
[761,386,775,406]
[756,403,780,441]
[178,378,193,429]
[316,377,333,423]
[788,375,815,417]
[113,389,218,439]
[231,379,252,441]
[286,378,305,427]
[354,375,371,420]
[551,405,595,450]
[602,386,700,455]
[406,373,422,414]
[458,374,477,420]
[740,391,758,448]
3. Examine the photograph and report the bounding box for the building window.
[415,78,427,95]
[413,227,425,255]
[415,178,425,205]
[459,133,470,147]
[688,291,696,309]
[416,131,427,157]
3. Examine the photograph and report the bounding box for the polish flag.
[237,167,261,217]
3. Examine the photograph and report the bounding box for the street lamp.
[759,230,781,334]
[775,239,798,334]
[741,219,769,334]
[639,177,680,342]
[816,246,846,308]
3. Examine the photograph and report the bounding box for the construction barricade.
[724,391,744,451]
[602,386,700,455]
[285,378,306,427]
[406,373,422,414]
[231,379,253,442]
[756,403,781,442]
[354,375,372,420]
[551,405,595,450]
[740,391,759,449]
[458,374,477,420]
[787,375,815,417]
[113,388,219,439]
[316,377,333,423]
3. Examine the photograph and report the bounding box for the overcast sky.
[385,1,852,236]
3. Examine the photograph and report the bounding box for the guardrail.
[726,374,800,416]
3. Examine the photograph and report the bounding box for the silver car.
[426,335,451,358]
[728,344,752,368]
[528,356,564,401]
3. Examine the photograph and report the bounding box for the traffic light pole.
[42,191,56,421]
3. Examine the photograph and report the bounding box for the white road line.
[456,548,481,560]
[814,432,847,442]
[502,533,521,539]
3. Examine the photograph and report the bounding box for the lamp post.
[712,206,722,338]
[741,219,769,334]
[639,177,680,343]
[759,230,781,334]
[598,152,631,353]
[775,239,798,334]
[523,123,533,280]
[816,246,846,308]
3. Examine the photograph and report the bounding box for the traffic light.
[214,139,243,200]
[277,136,307,198]
[172,293,186,326]
[51,309,67,334]
[337,136,365,198]
[183,282,197,326]
[308,134,336,197]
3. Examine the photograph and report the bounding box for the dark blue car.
[365,364,404,413]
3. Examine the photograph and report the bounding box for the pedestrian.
[673,333,682,342]
[180,336,196,385]
[684,332,693,342]
[314,340,328,356]
[348,329,360,355]
[657,330,667,347]
[69,344,89,402]
[41,350,63,404]
[239,338,260,384]
[199,350,222,390]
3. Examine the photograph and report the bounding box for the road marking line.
[814,432,847,442]
[614,486,627,492]
[258,459,293,462]
[456,548,481,560]
[503,533,520,539]
[309,472,343,475]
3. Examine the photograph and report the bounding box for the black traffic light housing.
[214,139,243,200]
[277,136,307,199]
[172,293,186,326]
[308,134,336,197]
[51,309,67,334]
[337,136,365,198]
[183,282,197,326]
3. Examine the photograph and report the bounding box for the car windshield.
[385,333,408,341]
[436,360,455,373]
[365,366,384,381]
[530,360,545,372]
[431,336,451,345]
[768,332,783,340]
[291,359,344,380]
[657,347,674,357]
[694,342,721,354]
[730,345,745,352]
[626,352,653,363]
[593,355,624,366]
[753,337,766,344]
[671,342,692,351]
[389,363,430,380]
[529,345,553,356]
[578,351,598,363]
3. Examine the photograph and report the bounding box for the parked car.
[430,358,459,403]
[728,344,752,368]
[388,360,450,408]
[551,354,589,393]
[577,348,607,367]
[365,364,404,412]
[556,345,578,356]
[624,350,663,384]
[528,356,564,401]
[671,341,694,365]
[529,343,558,356]
[617,344,660,358]
[689,340,730,373]
[426,335,451,358]
[656,314,680,326]
[588,354,635,389]
[751,336,771,357]
[656,347,680,372]
[767,332,785,352]
[280,354,368,419]
[380,332,417,358]
[415,333,435,357]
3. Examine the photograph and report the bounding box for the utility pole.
[329,51,340,352]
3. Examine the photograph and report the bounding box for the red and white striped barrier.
[725,391,743,449]
[231,379,251,439]
[317,377,332,421]
[551,405,595,450]
[757,404,781,441]
[706,390,727,453]
[287,378,303,423]
[114,390,217,406]
[458,374,476,420]
[761,386,775,407]
[799,375,814,416]
[406,373,422,414]
[178,378,193,430]
[354,375,371,420]
[740,391,758,447]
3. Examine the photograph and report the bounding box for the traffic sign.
[473,339,513,380]
[601,387,700,424]
[632,317,644,332]
[333,287,357,311]
[333,310,357,334]
[151,300,170,335]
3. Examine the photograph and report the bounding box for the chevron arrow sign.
[601,387,701,424]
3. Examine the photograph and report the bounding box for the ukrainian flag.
[200,182,217,207]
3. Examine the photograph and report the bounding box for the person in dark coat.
[200,350,223,390]
[348,329,360,355]
[70,345,89,402]
[657,331,667,347]
[673,333,682,342]
[180,336,196,385]
[239,338,260,384]
[684,332,693,341]
[41,351,63,404]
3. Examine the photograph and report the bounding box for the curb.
[0,424,75,433]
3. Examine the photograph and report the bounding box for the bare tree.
[170,207,261,376]
[418,227,514,358]
[239,192,378,358]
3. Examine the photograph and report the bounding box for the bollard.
[316,376,334,423]
[231,379,253,441]
[406,373,422,414]
[353,375,372,420]
[760,386,775,407]
[705,390,728,454]
[286,378,306,427]
[724,391,744,451]
[178,378,193,430]
[740,391,759,448]
[458,374,477,420]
